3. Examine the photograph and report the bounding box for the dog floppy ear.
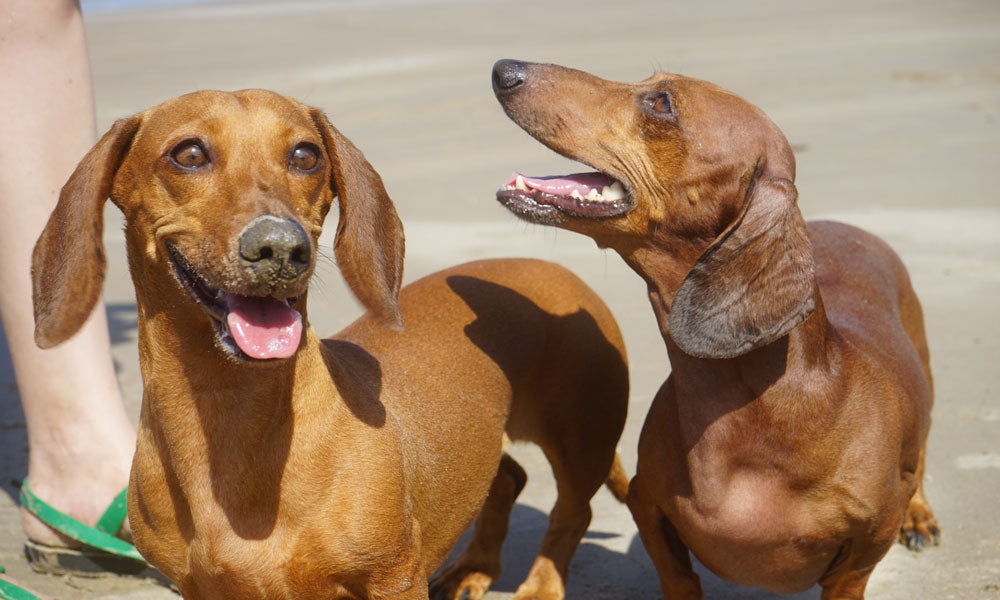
[311,109,404,330]
[669,168,815,359]
[32,116,142,349]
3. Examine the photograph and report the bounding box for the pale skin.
[0,0,136,556]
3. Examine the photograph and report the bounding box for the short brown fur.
[32,89,630,600]
[493,61,938,599]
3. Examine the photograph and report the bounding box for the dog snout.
[492,59,527,95]
[238,216,311,281]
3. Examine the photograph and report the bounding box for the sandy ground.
[1,0,998,598]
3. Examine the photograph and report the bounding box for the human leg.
[0,0,136,549]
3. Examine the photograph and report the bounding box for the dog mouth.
[496,171,633,224]
[167,246,303,361]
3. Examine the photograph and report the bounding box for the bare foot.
[20,419,135,548]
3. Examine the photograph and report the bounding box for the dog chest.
[180,520,421,599]
[672,472,848,593]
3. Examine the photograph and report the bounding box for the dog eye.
[290,143,320,172]
[170,140,209,169]
[643,92,676,119]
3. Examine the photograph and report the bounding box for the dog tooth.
[515,175,528,191]
[569,189,584,200]
[584,188,602,201]
[604,181,626,200]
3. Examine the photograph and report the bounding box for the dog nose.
[492,59,527,94]
[238,216,311,279]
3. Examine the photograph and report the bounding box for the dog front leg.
[430,453,527,600]
[627,482,702,600]
[818,561,874,600]
[819,524,897,599]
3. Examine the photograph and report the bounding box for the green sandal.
[0,566,43,600]
[19,478,150,577]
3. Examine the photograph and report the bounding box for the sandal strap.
[94,487,129,535]
[0,568,43,600]
[19,479,146,563]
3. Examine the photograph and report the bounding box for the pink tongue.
[505,172,616,196]
[225,294,303,360]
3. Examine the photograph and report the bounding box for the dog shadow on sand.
[437,502,819,600]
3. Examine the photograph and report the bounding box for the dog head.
[493,60,814,359]
[32,89,404,361]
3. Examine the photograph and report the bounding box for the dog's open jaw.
[496,171,633,225]
[167,246,302,361]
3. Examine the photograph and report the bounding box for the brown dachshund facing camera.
[31,89,630,600]
[492,60,938,599]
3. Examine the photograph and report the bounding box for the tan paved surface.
[1,0,998,597]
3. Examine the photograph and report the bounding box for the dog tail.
[604,452,630,502]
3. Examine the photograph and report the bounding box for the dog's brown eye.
[170,140,209,169]
[290,144,320,172]
[643,92,676,119]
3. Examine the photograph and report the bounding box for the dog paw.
[428,568,493,600]
[898,496,941,551]
[511,575,564,600]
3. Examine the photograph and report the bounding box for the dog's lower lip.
[496,188,564,225]
[167,246,227,321]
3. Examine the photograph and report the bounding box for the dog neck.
[616,235,704,338]
[624,242,837,414]
[128,252,351,538]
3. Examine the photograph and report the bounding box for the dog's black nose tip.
[492,59,527,94]
[239,216,311,279]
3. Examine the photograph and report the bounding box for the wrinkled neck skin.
[616,173,745,346]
